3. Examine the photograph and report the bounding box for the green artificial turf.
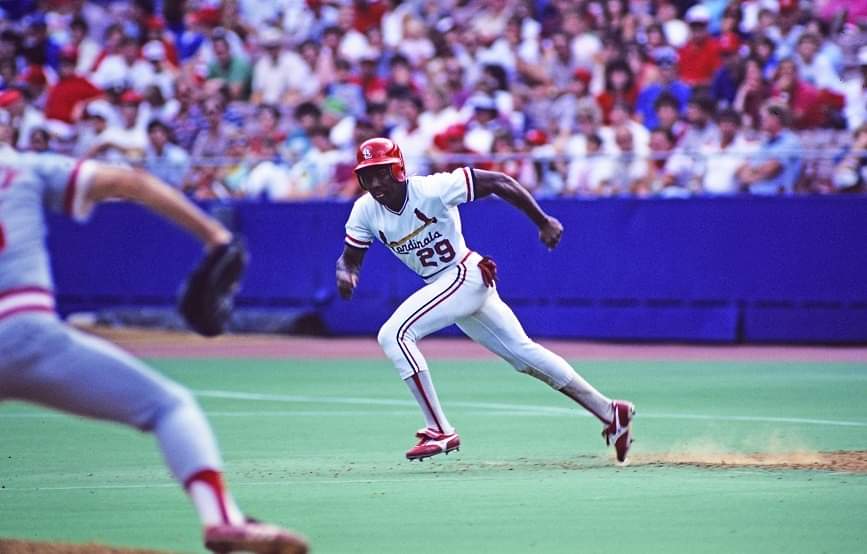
[1,358,866,553]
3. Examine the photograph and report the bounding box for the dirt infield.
[0,540,172,554]
[74,325,867,363]
[633,450,867,473]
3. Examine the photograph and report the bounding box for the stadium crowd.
[0,0,865,199]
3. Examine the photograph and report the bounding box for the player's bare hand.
[336,269,358,300]
[539,216,563,249]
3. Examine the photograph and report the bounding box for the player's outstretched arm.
[84,164,231,248]
[336,244,366,300]
[472,169,564,249]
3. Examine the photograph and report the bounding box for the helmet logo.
[362,147,373,160]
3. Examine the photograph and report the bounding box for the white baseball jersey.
[0,148,97,319]
[345,167,476,282]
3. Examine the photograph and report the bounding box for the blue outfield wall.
[47,196,867,343]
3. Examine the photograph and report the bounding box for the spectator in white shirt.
[251,27,318,106]
[91,36,138,90]
[701,109,757,195]
[843,47,867,130]
[794,33,843,92]
[131,41,176,99]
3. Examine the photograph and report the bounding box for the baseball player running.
[337,138,634,464]
[0,146,307,554]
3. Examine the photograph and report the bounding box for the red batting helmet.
[354,137,406,182]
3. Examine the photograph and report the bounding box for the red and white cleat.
[602,400,635,466]
[406,428,461,461]
[204,518,309,554]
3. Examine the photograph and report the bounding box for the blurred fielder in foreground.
[0,145,307,554]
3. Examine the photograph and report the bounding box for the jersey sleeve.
[36,153,99,222]
[423,167,475,208]
[344,198,374,249]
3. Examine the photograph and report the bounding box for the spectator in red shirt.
[595,59,638,124]
[44,48,103,124]
[678,5,722,87]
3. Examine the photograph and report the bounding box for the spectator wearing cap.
[0,88,45,150]
[144,119,190,189]
[86,90,148,162]
[635,47,691,131]
[44,47,103,123]
[700,108,758,195]
[843,47,867,130]
[74,99,114,156]
[251,28,317,107]
[143,15,180,68]
[131,41,176,99]
[207,32,252,101]
[735,102,802,195]
[678,5,722,87]
[69,17,100,75]
[91,35,139,90]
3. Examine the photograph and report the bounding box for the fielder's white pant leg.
[377,256,490,433]
[0,313,223,483]
[456,289,613,421]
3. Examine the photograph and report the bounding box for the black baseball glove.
[179,238,248,337]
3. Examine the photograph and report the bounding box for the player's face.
[357,165,403,204]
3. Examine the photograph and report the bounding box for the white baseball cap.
[685,4,711,23]
[260,27,282,47]
[142,40,166,61]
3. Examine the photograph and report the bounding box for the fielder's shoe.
[602,400,635,465]
[406,428,461,461]
[204,517,308,554]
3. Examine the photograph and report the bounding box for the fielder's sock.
[405,371,455,435]
[184,469,245,527]
[559,375,614,423]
